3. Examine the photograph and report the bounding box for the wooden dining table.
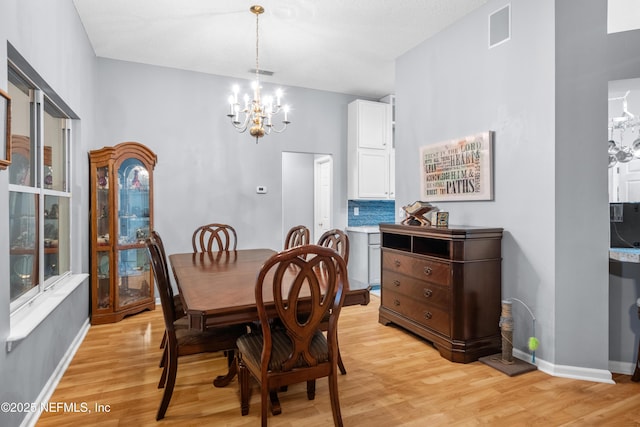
[168,247,371,411]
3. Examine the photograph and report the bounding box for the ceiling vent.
[249,68,274,76]
[488,4,511,49]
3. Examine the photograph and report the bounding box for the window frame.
[8,60,74,313]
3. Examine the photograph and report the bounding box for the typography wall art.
[419,131,494,202]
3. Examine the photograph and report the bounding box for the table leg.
[269,390,282,415]
[213,351,238,387]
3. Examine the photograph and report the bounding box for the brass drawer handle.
[393,299,400,306]
[424,311,432,320]
[393,280,400,287]
[394,259,401,267]
[424,289,433,298]
[424,266,432,275]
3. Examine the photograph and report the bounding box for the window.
[8,63,72,312]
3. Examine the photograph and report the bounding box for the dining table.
[168,248,371,412]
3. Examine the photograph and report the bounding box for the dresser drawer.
[382,270,450,309]
[382,251,450,286]
[382,289,450,336]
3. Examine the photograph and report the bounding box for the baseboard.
[512,348,614,384]
[21,318,91,427]
[609,360,635,376]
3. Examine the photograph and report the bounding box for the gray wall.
[396,0,558,362]
[396,0,640,373]
[95,58,356,255]
[0,1,96,426]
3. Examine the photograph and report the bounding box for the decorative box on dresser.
[378,223,503,363]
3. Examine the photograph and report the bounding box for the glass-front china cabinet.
[89,142,157,324]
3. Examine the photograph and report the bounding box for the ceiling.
[72,0,487,99]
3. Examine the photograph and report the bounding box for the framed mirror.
[0,88,11,170]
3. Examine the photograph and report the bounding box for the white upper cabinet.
[348,99,394,199]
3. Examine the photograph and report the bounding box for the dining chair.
[317,229,350,375]
[284,225,310,250]
[146,235,247,420]
[236,244,347,426]
[152,230,186,354]
[192,223,237,253]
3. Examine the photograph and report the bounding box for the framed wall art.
[0,88,11,170]
[419,131,494,202]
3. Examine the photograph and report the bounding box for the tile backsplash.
[348,200,396,226]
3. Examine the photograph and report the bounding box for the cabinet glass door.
[117,248,151,308]
[116,158,151,308]
[96,251,111,309]
[96,165,110,247]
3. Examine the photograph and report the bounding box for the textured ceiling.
[72,0,487,99]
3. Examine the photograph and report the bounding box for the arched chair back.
[192,223,237,253]
[317,228,350,265]
[284,225,310,250]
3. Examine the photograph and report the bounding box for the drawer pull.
[424,266,432,275]
[423,289,433,298]
[394,259,401,267]
[424,311,432,320]
[393,280,401,287]
[393,299,400,306]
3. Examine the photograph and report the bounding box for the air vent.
[249,68,274,76]
[488,4,511,49]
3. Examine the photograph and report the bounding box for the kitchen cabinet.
[89,141,157,324]
[346,226,381,286]
[347,99,394,199]
[379,223,503,363]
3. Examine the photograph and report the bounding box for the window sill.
[6,273,89,352]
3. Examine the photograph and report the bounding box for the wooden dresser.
[378,223,503,363]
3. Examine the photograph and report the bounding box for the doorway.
[282,152,333,245]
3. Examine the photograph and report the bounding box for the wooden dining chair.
[146,235,247,420]
[152,230,186,353]
[192,223,237,253]
[236,244,347,426]
[317,229,350,375]
[284,225,310,250]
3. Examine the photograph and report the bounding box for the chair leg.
[158,346,168,389]
[337,348,347,375]
[261,381,269,427]
[159,345,167,368]
[327,372,343,427]
[238,358,250,416]
[156,346,178,420]
[306,380,316,400]
[159,331,167,349]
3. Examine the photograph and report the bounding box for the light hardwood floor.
[37,295,640,426]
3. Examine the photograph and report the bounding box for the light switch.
[354,207,359,216]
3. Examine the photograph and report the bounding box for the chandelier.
[608,90,640,168]
[227,5,290,142]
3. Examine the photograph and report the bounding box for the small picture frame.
[0,88,11,170]
[436,212,449,227]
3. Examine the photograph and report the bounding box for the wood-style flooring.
[37,295,640,426]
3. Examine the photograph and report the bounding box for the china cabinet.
[89,142,157,324]
[347,99,394,199]
[379,223,503,363]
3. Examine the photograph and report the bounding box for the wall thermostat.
[256,185,267,194]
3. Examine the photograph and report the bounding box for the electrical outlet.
[354,207,359,216]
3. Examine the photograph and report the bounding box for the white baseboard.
[512,348,615,384]
[21,318,91,427]
[609,360,635,376]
